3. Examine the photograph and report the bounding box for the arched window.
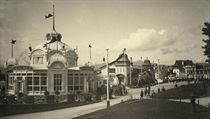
[32,49,44,64]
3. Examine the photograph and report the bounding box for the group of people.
[140,86,151,99]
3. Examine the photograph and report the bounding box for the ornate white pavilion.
[6,25,97,98]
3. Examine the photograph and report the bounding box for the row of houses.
[173,60,210,80]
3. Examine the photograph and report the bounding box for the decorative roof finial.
[123,48,126,54]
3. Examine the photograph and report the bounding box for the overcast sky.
[1,0,210,66]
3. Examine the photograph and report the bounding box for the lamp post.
[106,49,110,108]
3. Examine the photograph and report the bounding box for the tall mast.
[11,42,13,57]
[89,44,92,61]
[53,4,55,31]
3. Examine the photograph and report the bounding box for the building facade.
[6,31,97,97]
[173,60,210,80]
[98,52,131,87]
[173,60,194,79]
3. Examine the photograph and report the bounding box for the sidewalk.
[0,95,131,119]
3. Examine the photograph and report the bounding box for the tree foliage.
[202,22,210,63]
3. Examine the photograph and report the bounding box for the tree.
[202,22,210,63]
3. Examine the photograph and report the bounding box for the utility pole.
[141,57,143,74]
[123,48,126,85]
[130,57,132,87]
[106,49,110,108]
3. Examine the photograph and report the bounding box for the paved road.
[129,81,189,99]
[0,82,188,119]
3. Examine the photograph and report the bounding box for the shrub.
[67,94,75,103]
[23,96,34,104]
[46,95,55,104]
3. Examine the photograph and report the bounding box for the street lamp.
[106,49,110,108]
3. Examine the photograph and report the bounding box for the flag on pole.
[11,39,16,44]
[45,13,53,19]
[103,57,105,62]
[123,48,126,52]
[89,44,92,48]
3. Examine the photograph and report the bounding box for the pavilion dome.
[6,57,18,67]
[31,39,78,68]
[143,59,151,66]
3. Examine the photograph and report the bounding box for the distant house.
[98,52,131,87]
[195,63,210,79]
[173,60,194,79]
[173,60,210,80]
[130,58,155,86]
[154,64,172,82]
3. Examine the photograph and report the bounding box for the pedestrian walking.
[151,90,155,98]
[148,86,151,96]
[140,90,143,99]
[190,94,196,113]
[144,87,147,96]
[158,88,160,93]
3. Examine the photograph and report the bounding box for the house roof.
[99,53,130,69]
[195,62,210,69]
[174,60,194,67]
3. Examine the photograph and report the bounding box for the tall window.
[8,77,14,90]
[80,77,84,90]
[109,68,115,73]
[34,77,39,91]
[68,75,73,92]
[74,76,79,90]
[41,77,47,91]
[33,56,43,64]
[54,74,62,91]
[26,77,33,91]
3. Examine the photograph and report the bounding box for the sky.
[0,0,210,66]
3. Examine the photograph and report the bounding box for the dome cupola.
[6,57,18,67]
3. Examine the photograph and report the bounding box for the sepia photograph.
[0,0,210,119]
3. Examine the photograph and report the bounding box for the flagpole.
[11,41,13,57]
[89,44,92,60]
[53,4,55,31]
